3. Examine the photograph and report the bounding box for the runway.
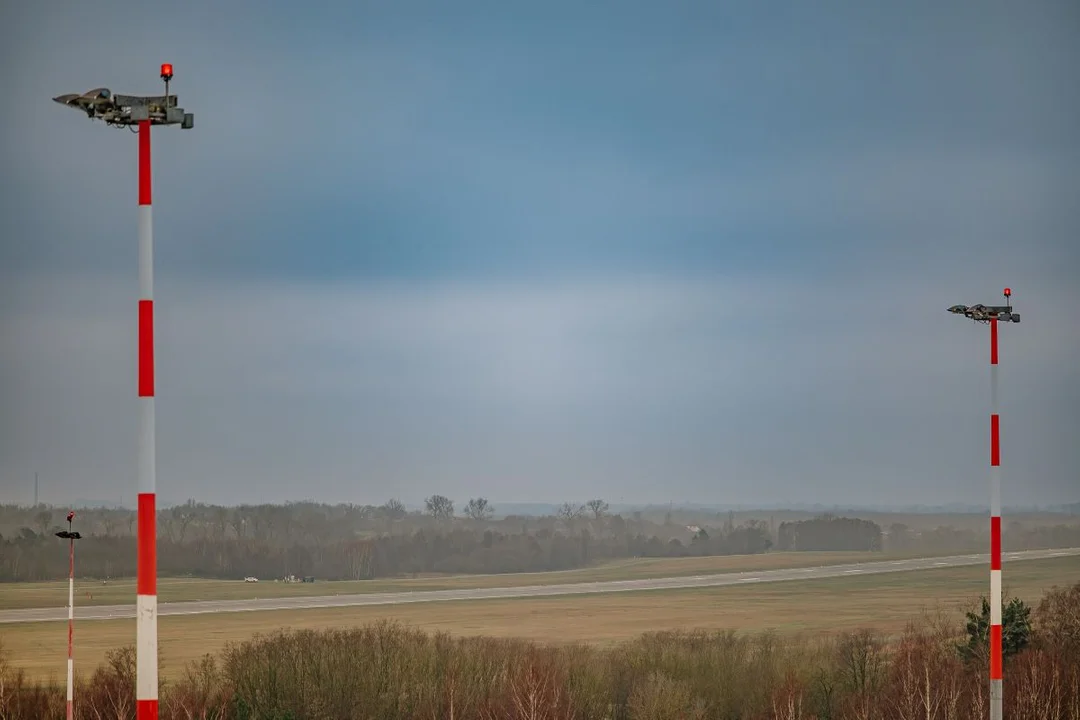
[1,547,1076,625]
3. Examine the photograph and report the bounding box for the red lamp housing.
[160,63,174,81]
[1003,287,1011,297]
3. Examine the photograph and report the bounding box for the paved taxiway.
[1,548,1076,624]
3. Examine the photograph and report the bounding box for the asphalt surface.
[1,548,1076,625]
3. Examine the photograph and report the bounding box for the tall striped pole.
[136,118,159,720]
[52,63,191,719]
[989,316,1002,720]
[947,292,1017,717]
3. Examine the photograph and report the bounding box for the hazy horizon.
[2,1,1078,509]
[5,493,1079,516]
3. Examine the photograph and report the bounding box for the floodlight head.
[160,63,173,81]
[82,88,111,101]
[947,298,1020,324]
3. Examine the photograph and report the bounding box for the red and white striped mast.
[136,93,158,720]
[52,64,193,720]
[988,290,1007,719]
[55,512,82,720]
[948,288,1018,720]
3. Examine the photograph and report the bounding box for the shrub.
[2,584,1079,719]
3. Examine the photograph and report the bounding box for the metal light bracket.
[52,65,194,129]
[946,289,1020,324]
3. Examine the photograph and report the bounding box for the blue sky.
[1,0,1078,508]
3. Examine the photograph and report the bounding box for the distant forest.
[1,499,1078,583]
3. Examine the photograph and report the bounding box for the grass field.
[0,550,949,610]
[2,555,1075,685]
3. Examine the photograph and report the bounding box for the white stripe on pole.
[990,570,1002,625]
[136,594,158,698]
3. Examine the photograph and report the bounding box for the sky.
[1,1,1078,509]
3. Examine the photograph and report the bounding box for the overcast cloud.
[1,0,1078,508]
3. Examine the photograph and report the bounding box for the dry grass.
[0,549,941,610]
[3,555,1074,686]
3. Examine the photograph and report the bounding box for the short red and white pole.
[136,117,159,720]
[55,511,81,720]
[66,514,75,720]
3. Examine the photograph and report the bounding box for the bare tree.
[34,510,51,536]
[274,504,295,544]
[228,509,247,540]
[558,502,583,532]
[252,505,273,542]
[558,503,582,522]
[381,498,407,520]
[344,539,376,580]
[155,508,176,543]
[464,498,494,521]
[172,506,196,544]
[211,506,229,542]
[425,495,454,520]
[835,628,886,711]
[1035,581,1080,656]
[585,499,608,520]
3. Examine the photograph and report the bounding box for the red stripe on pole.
[137,699,159,719]
[138,121,152,206]
[990,625,1003,679]
[138,300,154,397]
[990,415,1000,467]
[990,317,998,365]
[990,516,1001,570]
[137,494,156,596]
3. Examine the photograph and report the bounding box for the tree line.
[1,498,779,582]
[3,500,1078,583]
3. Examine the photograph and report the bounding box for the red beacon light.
[160,63,174,81]
[1003,287,1011,297]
